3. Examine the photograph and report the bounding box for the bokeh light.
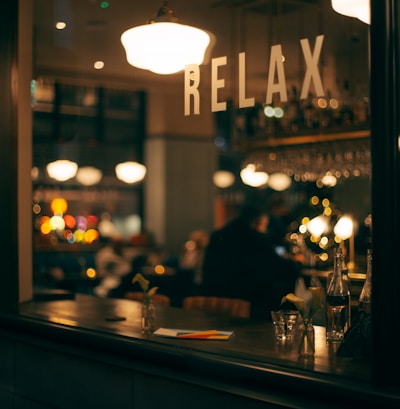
[50,198,68,214]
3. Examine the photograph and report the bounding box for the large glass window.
[24,0,379,385]
[32,0,371,290]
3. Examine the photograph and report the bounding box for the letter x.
[300,35,324,99]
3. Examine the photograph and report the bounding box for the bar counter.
[1,294,399,408]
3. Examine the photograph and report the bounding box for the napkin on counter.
[153,328,234,340]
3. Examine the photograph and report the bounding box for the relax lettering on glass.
[184,35,325,116]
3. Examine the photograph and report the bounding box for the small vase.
[141,299,155,334]
[298,318,315,357]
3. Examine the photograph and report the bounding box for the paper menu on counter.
[153,328,234,340]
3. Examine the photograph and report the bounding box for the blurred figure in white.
[93,236,131,297]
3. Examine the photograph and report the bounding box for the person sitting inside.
[201,203,302,319]
[93,235,131,298]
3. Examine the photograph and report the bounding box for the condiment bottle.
[326,247,351,342]
[359,249,372,314]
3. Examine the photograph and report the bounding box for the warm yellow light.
[93,61,104,70]
[240,164,269,187]
[50,215,65,231]
[47,160,78,181]
[115,161,146,184]
[331,0,370,25]
[307,215,329,237]
[267,173,292,191]
[154,265,165,275]
[86,268,97,279]
[334,215,354,240]
[84,229,99,244]
[55,21,67,30]
[213,170,235,188]
[121,20,211,75]
[50,198,68,214]
[76,166,103,186]
[321,172,337,187]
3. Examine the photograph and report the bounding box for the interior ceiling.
[211,0,320,14]
[32,0,324,91]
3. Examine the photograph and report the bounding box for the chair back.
[182,296,250,319]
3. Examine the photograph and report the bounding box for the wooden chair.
[124,291,171,306]
[182,296,250,319]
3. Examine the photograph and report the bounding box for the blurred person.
[201,204,302,319]
[178,230,209,295]
[93,236,131,298]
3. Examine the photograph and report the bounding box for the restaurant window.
[2,0,399,390]
[31,0,371,293]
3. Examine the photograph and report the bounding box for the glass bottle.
[326,247,350,342]
[359,249,372,314]
[298,318,315,357]
[326,249,351,330]
[141,298,156,334]
[341,258,352,331]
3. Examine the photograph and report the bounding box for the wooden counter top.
[1,294,398,408]
[16,294,369,381]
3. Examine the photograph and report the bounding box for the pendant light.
[47,159,78,182]
[331,0,370,25]
[213,170,235,188]
[115,161,147,184]
[121,1,212,75]
[76,166,103,186]
[267,173,292,191]
[240,163,269,188]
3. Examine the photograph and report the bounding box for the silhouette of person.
[201,204,301,319]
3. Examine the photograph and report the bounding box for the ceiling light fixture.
[121,1,212,75]
[267,173,292,191]
[331,0,370,25]
[240,164,269,188]
[47,160,78,182]
[213,170,235,188]
[76,166,103,186]
[115,161,147,184]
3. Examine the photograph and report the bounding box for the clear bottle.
[325,250,351,330]
[326,247,350,342]
[341,259,352,330]
[359,249,372,314]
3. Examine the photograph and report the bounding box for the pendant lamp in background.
[121,1,213,74]
[115,161,147,184]
[213,170,235,188]
[240,164,269,188]
[331,0,370,25]
[76,166,103,186]
[47,159,78,182]
[267,173,292,191]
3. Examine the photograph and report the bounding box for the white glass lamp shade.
[47,160,78,182]
[331,0,370,25]
[121,22,211,75]
[115,161,146,184]
[267,173,292,191]
[213,170,235,188]
[76,166,103,186]
[240,164,269,188]
[334,215,354,240]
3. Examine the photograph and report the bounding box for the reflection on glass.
[32,0,371,323]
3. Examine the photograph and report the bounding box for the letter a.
[265,44,288,105]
